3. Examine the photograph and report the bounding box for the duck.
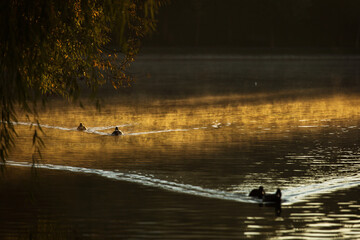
[263,188,282,203]
[249,186,265,199]
[111,127,123,136]
[77,122,87,131]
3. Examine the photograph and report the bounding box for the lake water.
[1,55,360,239]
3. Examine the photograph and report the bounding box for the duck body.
[111,127,123,136]
[263,189,282,203]
[77,123,87,131]
[249,186,265,199]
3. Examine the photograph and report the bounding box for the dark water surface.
[1,167,360,239]
[1,56,360,239]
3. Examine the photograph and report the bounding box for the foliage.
[0,0,166,162]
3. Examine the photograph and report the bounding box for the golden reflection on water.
[10,92,360,165]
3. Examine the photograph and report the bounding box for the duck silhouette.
[77,123,87,131]
[111,127,123,136]
[263,188,282,203]
[249,186,265,199]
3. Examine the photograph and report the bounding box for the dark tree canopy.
[0,0,166,162]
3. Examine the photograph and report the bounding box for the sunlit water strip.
[127,129,190,135]
[10,121,209,136]
[3,160,360,206]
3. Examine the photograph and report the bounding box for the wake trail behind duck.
[11,121,206,136]
[3,161,256,204]
[3,161,360,205]
[13,122,76,131]
[282,175,360,204]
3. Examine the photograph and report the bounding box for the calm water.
[1,56,360,239]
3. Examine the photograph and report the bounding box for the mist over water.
[2,57,360,239]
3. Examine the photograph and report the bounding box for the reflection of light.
[270,200,360,240]
[244,216,266,237]
[244,231,261,236]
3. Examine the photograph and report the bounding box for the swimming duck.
[263,189,281,203]
[249,186,265,199]
[111,127,123,136]
[77,123,87,131]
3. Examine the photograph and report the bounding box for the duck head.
[276,189,282,198]
[259,186,265,196]
[115,127,119,131]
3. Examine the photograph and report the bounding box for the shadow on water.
[259,203,282,217]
